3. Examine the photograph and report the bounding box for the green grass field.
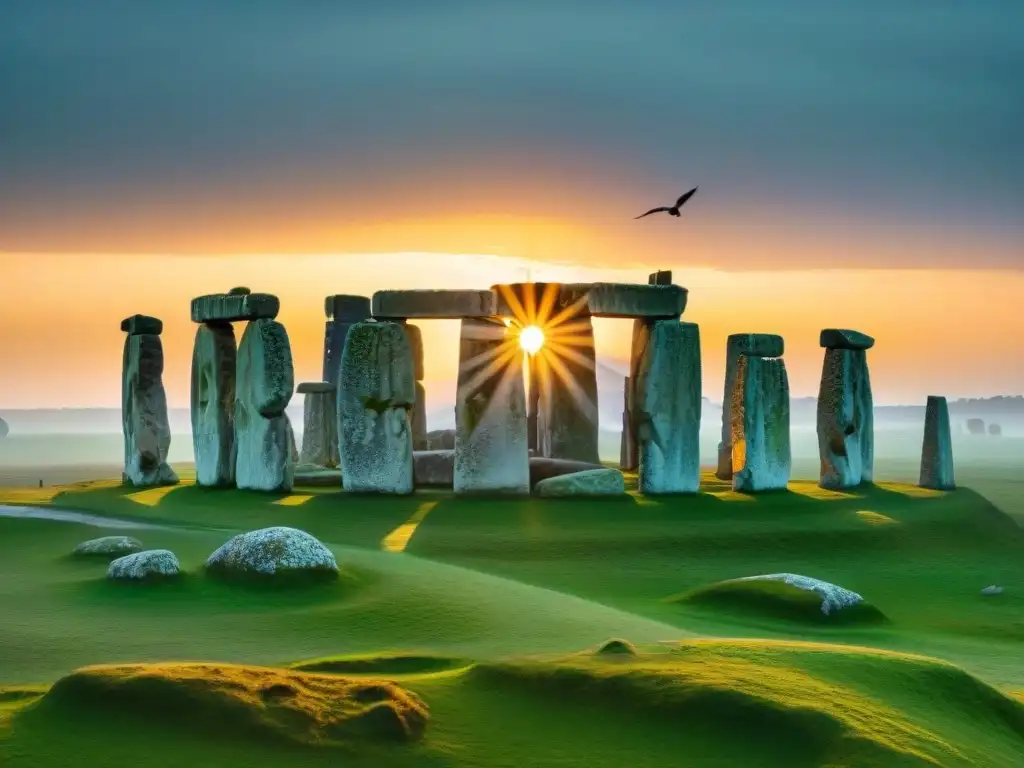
[1,458,1022,766]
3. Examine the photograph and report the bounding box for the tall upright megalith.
[817,329,875,490]
[297,382,338,469]
[120,315,178,487]
[730,355,791,492]
[716,334,785,481]
[234,317,296,492]
[634,320,702,494]
[191,323,237,486]
[323,295,372,384]
[454,317,530,494]
[338,321,415,494]
[920,395,955,491]
[402,322,428,450]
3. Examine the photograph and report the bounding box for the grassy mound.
[29,662,428,748]
[673,577,887,626]
[468,639,1024,766]
[593,638,637,657]
[292,652,468,676]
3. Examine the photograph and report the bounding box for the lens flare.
[519,325,545,355]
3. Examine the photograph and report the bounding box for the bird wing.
[634,207,671,219]
[675,186,698,208]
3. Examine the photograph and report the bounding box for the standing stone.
[620,375,635,469]
[730,355,791,492]
[536,314,600,464]
[920,396,955,491]
[322,295,372,385]
[634,320,702,494]
[817,346,874,490]
[623,319,647,471]
[121,330,178,488]
[454,318,530,495]
[716,334,785,481]
[648,270,673,286]
[338,321,415,494]
[412,381,428,450]
[235,318,296,492]
[297,382,338,468]
[191,323,237,487]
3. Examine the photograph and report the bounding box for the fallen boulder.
[534,468,626,497]
[205,527,338,583]
[74,536,143,559]
[107,550,181,581]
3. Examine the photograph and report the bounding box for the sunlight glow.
[519,325,545,355]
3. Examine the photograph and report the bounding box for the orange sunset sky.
[2,2,1022,410]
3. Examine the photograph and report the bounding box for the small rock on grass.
[73,536,143,558]
[980,585,1004,596]
[107,550,181,581]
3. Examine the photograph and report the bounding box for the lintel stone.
[121,314,163,336]
[584,283,687,319]
[372,289,496,319]
[729,333,785,358]
[191,293,280,323]
[820,328,875,350]
[296,381,335,394]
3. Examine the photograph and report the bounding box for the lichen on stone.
[73,536,143,558]
[205,527,338,582]
[107,550,181,581]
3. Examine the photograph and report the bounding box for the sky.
[1,1,1022,409]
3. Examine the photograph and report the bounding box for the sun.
[518,325,545,355]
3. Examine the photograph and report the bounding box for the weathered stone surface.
[716,333,786,481]
[634,320,702,494]
[122,333,178,488]
[622,320,648,471]
[920,395,955,491]
[411,381,428,450]
[296,381,334,394]
[730,356,791,492]
[372,289,496,319]
[235,319,296,492]
[338,321,415,494]
[528,457,605,487]
[454,318,529,494]
[414,449,454,487]
[73,536,143,558]
[733,574,865,616]
[325,294,372,321]
[819,328,875,350]
[536,315,600,464]
[648,270,672,286]
[403,323,425,381]
[120,314,163,336]
[426,428,455,450]
[294,467,342,486]
[620,375,635,470]
[535,468,626,497]
[190,292,280,323]
[981,585,1004,596]
[584,283,687,319]
[206,527,338,579]
[191,323,237,487]
[299,389,339,469]
[817,348,874,489]
[107,550,180,580]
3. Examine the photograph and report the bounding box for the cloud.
[2,1,1022,267]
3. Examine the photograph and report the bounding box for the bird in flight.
[634,186,698,219]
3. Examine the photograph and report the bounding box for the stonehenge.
[121,315,178,487]
[189,289,296,492]
[146,278,891,500]
[817,329,875,490]
[920,396,955,491]
[716,333,785,481]
[730,354,791,492]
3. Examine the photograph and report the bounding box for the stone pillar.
[401,322,428,450]
[191,323,237,487]
[338,320,415,494]
[634,320,702,494]
[648,270,672,285]
[624,320,645,471]
[920,395,955,490]
[234,317,296,492]
[297,382,338,468]
[323,295,372,384]
[121,315,178,488]
[817,329,875,490]
[454,317,530,495]
[730,355,791,492]
[716,334,785,481]
[620,375,634,469]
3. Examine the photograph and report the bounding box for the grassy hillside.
[1,466,1022,765]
